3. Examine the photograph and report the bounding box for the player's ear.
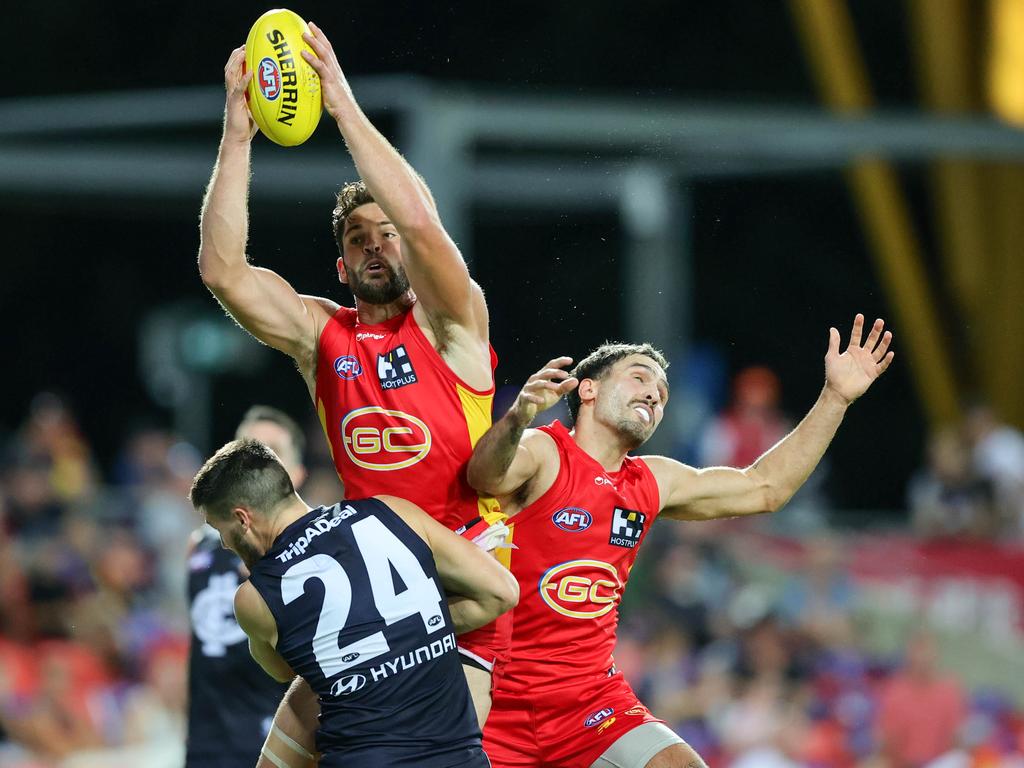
[577,378,598,407]
[336,256,349,285]
[232,506,252,529]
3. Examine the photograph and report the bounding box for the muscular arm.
[301,24,483,333]
[466,357,575,500]
[234,581,295,683]
[198,47,331,367]
[649,387,849,520]
[652,315,893,521]
[379,496,518,634]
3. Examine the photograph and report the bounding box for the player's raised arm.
[379,496,518,634]
[466,357,578,498]
[300,23,482,332]
[198,46,332,367]
[234,581,296,683]
[651,315,894,521]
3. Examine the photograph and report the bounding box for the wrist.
[821,383,853,410]
[508,400,536,430]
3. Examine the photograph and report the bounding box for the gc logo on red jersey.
[341,407,432,471]
[538,559,622,620]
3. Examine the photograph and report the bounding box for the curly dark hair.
[331,181,375,252]
[565,342,669,423]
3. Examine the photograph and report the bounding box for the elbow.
[198,249,225,291]
[496,572,519,616]
[744,467,784,515]
[465,460,498,498]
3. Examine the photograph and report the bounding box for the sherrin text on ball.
[244,9,322,146]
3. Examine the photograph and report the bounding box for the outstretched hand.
[301,22,353,121]
[511,357,579,426]
[825,314,894,404]
[223,46,257,143]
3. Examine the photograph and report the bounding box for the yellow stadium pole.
[788,0,961,426]
[987,0,1024,427]
[907,0,989,327]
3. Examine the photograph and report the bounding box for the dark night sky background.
[2,1,932,513]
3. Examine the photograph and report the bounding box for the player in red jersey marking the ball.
[467,314,893,768]
[198,23,509,757]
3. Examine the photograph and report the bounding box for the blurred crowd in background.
[0,374,1022,768]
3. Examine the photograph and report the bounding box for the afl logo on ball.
[551,507,592,533]
[334,355,363,380]
[257,56,282,100]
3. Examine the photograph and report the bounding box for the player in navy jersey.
[185,406,309,768]
[189,439,518,768]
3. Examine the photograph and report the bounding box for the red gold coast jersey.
[500,421,661,693]
[315,306,502,531]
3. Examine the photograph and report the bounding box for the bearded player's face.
[338,203,411,304]
[592,355,669,449]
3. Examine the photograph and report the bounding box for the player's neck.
[263,497,313,550]
[355,291,416,325]
[571,419,631,473]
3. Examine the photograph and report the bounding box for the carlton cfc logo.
[341,406,432,471]
[538,560,622,620]
[257,57,282,100]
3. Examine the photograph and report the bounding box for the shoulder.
[233,580,273,640]
[302,295,345,324]
[371,495,431,542]
[522,427,560,459]
[637,454,697,488]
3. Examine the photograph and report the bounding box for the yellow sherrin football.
[244,9,322,147]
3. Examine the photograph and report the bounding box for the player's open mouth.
[364,261,387,275]
[632,405,652,423]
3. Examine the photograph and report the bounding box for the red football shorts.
[483,672,662,767]
[458,612,512,672]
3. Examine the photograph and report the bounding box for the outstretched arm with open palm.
[652,314,894,521]
[825,313,894,403]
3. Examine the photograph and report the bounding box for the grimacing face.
[591,354,669,449]
[338,202,411,304]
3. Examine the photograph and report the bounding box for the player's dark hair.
[235,405,306,463]
[189,439,295,520]
[565,342,669,424]
[331,181,376,252]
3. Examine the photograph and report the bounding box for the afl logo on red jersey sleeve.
[538,560,622,619]
[257,57,282,100]
[551,507,592,532]
[341,407,431,471]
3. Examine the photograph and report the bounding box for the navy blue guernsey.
[185,528,287,768]
[248,499,487,768]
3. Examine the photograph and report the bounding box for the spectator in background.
[964,402,1024,535]
[698,367,827,531]
[874,629,967,768]
[699,367,792,470]
[909,426,1001,540]
[779,534,858,649]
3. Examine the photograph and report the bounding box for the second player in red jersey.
[469,314,894,767]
